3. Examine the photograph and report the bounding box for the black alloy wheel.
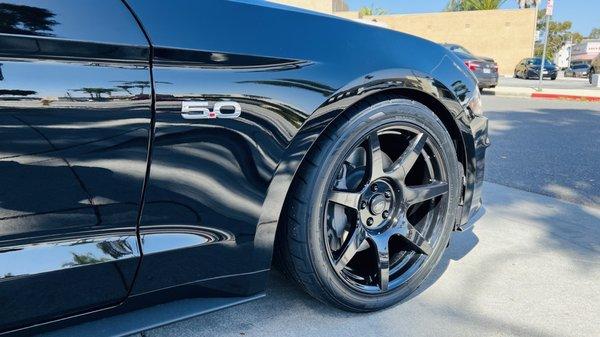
[324,125,448,293]
[275,98,461,311]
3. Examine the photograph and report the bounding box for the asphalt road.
[497,76,597,90]
[483,96,600,208]
[138,96,600,337]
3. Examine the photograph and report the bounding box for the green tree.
[535,10,583,60]
[446,0,507,11]
[589,28,600,39]
[359,4,387,17]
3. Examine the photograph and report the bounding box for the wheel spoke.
[388,132,427,180]
[394,219,433,255]
[367,131,384,181]
[328,190,361,210]
[334,225,367,272]
[404,180,449,205]
[370,235,390,291]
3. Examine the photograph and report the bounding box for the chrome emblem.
[181,101,241,120]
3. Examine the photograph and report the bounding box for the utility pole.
[568,35,573,68]
[532,0,540,57]
[538,0,553,91]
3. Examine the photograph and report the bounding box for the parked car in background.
[564,62,590,78]
[514,57,558,80]
[590,55,600,84]
[442,44,499,90]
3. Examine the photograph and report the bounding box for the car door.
[0,0,151,332]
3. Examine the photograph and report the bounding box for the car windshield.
[571,64,589,69]
[529,58,554,66]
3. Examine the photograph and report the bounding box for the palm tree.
[446,0,507,11]
[359,4,387,17]
[517,0,538,9]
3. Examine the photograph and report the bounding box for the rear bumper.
[477,76,498,88]
[475,71,498,88]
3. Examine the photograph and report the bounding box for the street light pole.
[538,0,553,91]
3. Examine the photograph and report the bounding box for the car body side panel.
[126,0,483,298]
[0,0,151,333]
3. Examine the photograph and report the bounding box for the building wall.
[554,43,572,68]
[334,11,360,20]
[571,40,600,61]
[365,9,537,75]
[269,0,332,13]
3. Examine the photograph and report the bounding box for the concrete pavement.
[144,181,600,337]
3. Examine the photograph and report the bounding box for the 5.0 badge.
[181,101,242,119]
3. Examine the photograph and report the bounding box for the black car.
[514,57,558,80]
[443,44,499,89]
[0,0,488,335]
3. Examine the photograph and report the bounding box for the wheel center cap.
[369,194,386,215]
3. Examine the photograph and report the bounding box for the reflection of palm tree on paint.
[73,87,117,100]
[62,252,111,267]
[0,3,58,36]
[112,80,172,96]
[0,89,37,96]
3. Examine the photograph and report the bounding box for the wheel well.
[272,88,468,267]
[340,89,467,177]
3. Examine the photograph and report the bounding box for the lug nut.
[384,191,391,199]
[367,217,374,226]
[371,184,378,192]
[360,201,367,209]
[382,210,389,219]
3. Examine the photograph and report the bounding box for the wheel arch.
[251,72,472,272]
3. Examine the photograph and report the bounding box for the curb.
[483,89,600,102]
[530,92,600,102]
[481,90,531,99]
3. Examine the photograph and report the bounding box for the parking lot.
[139,96,600,337]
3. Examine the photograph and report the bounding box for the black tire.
[551,76,557,81]
[275,98,461,312]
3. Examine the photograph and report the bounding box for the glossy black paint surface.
[0,0,151,332]
[0,0,488,334]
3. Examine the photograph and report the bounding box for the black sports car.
[0,0,488,335]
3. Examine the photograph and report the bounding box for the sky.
[345,0,599,37]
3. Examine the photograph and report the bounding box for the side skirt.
[39,294,265,337]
